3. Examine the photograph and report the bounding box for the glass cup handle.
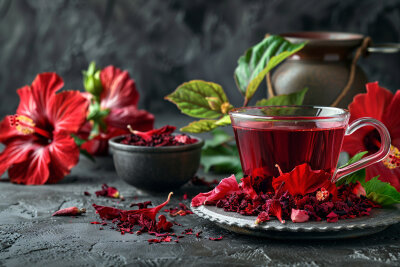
[332,118,391,183]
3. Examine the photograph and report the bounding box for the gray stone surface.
[1,156,400,267]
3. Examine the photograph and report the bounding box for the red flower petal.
[0,116,28,144]
[239,176,258,200]
[349,82,392,122]
[0,138,34,177]
[47,132,80,184]
[342,129,368,156]
[272,163,336,196]
[382,90,400,143]
[16,85,41,123]
[48,91,89,133]
[191,175,239,207]
[80,126,127,156]
[100,66,139,109]
[29,73,64,126]
[8,145,51,185]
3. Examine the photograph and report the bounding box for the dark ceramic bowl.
[109,135,204,192]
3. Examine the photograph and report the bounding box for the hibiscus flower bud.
[83,61,103,97]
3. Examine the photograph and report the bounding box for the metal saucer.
[192,205,400,239]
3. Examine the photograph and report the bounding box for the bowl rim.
[108,134,204,153]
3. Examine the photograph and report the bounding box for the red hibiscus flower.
[0,73,89,184]
[342,82,400,191]
[80,64,154,155]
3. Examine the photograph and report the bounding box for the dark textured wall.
[0,0,399,118]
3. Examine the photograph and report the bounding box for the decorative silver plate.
[192,205,400,239]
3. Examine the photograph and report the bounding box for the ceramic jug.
[271,32,400,107]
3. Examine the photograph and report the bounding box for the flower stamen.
[9,115,51,139]
[383,145,400,169]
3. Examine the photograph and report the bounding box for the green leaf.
[336,151,369,186]
[215,115,231,126]
[180,119,218,133]
[201,130,242,175]
[362,176,400,206]
[234,35,306,101]
[340,151,369,168]
[256,88,308,106]
[203,129,233,149]
[201,143,242,174]
[165,80,230,119]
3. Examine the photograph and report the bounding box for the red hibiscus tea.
[230,106,391,192]
[233,125,346,191]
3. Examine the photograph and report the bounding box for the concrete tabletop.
[1,115,400,267]
[1,157,400,267]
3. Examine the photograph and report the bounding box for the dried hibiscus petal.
[123,125,197,146]
[209,236,223,241]
[255,211,270,225]
[95,184,123,199]
[130,201,152,209]
[351,181,366,197]
[167,203,193,217]
[182,229,193,235]
[125,192,173,221]
[239,176,258,200]
[52,207,86,216]
[290,209,309,223]
[326,211,339,223]
[92,204,122,220]
[272,164,337,197]
[128,125,176,142]
[191,175,240,207]
[156,215,173,232]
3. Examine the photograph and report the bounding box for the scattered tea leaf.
[256,88,308,106]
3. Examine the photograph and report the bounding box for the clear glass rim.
[229,105,350,122]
